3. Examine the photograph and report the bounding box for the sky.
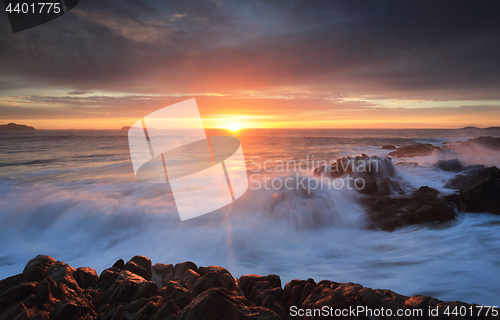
[1,0,500,129]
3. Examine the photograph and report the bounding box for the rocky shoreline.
[0,255,498,320]
[313,136,500,231]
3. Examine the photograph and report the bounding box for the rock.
[173,262,198,280]
[152,263,175,288]
[112,259,125,270]
[124,256,152,281]
[314,154,396,179]
[458,136,500,150]
[389,143,438,157]
[197,266,238,292]
[0,123,36,130]
[130,300,160,320]
[178,288,280,320]
[164,280,192,310]
[381,145,397,150]
[436,159,463,172]
[444,166,500,189]
[0,282,37,310]
[131,281,158,301]
[102,270,147,304]
[1,255,498,320]
[98,269,120,292]
[23,256,56,275]
[153,299,180,320]
[458,177,500,214]
[50,297,96,320]
[193,272,223,297]
[75,267,98,289]
[363,186,456,231]
[239,274,286,320]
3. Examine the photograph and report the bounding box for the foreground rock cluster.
[0,256,498,320]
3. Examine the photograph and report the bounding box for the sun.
[228,123,242,131]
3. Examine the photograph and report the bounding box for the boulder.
[178,288,280,320]
[444,166,500,189]
[124,256,152,281]
[363,186,456,231]
[436,159,463,172]
[239,274,286,320]
[152,263,175,288]
[314,154,396,179]
[2,256,499,320]
[458,177,500,215]
[381,145,397,150]
[75,267,98,289]
[458,136,500,150]
[389,143,438,157]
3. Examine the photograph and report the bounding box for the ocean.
[1,128,500,305]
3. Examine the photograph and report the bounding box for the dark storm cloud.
[0,0,499,98]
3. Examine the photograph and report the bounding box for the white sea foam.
[1,129,500,305]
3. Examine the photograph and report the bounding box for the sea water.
[0,128,499,305]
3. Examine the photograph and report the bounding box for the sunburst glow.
[228,123,242,131]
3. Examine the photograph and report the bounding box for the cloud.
[1,0,500,128]
[67,89,94,95]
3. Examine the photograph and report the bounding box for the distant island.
[461,126,500,130]
[0,123,36,130]
[121,126,131,130]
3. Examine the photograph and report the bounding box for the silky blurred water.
[1,128,500,305]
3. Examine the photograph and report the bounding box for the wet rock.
[458,136,500,150]
[239,274,287,320]
[363,186,456,231]
[381,145,397,150]
[178,288,280,320]
[124,256,152,281]
[164,280,192,310]
[314,154,396,179]
[112,259,125,270]
[458,177,500,215]
[75,267,98,289]
[193,272,223,297]
[152,263,174,287]
[197,266,238,292]
[98,269,120,292]
[50,296,96,320]
[102,270,146,304]
[131,300,161,320]
[131,281,158,301]
[389,143,438,157]
[22,256,55,276]
[2,255,498,320]
[153,299,180,320]
[0,282,37,310]
[444,166,500,189]
[436,159,463,172]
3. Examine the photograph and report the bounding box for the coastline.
[1,255,499,320]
